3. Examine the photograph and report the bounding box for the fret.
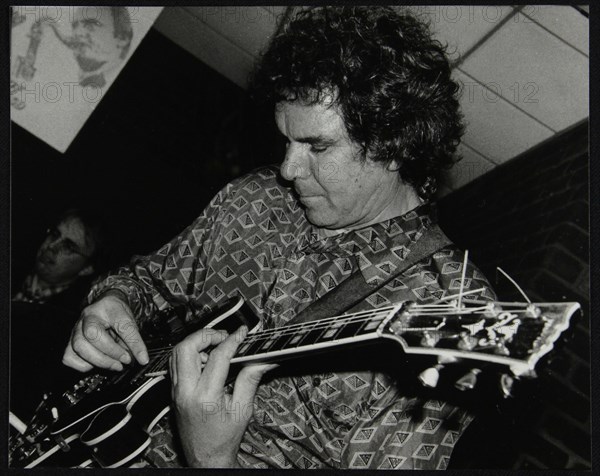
[362,317,384,332]
[259,331,283,351]
[267,319,348,352]
[315,320,346,341]
[289,324,327,348]
[234,313,387,361]
[246,338,268,356]
[332,318,370,340]
[238,329,297,356]
[236,337,260,357]
[287,332,305,346]
[261,330,296,353]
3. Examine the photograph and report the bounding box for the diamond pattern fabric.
[88,166,495,469]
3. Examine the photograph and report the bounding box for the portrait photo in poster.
[10,6,163,152]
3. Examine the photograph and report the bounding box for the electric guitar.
[9,296,580,468]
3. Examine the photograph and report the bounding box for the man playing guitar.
[62,6,497,469]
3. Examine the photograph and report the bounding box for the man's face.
[35,217,95,285]
[275,100,405,230]
[71,7,125,72]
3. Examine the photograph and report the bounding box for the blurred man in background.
[11,208,109,420]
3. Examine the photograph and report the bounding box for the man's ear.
[386,160,401,172]
[77,264,94,277]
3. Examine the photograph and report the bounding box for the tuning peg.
[493,341,510,356]
[419,364,444,388]
[483,302,502,317]
[526,304,541,318]
[420,331,440,348]
[457,332,477,351]
[455,368,482,391]
[499,373,515,398]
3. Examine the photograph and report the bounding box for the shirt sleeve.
[87,179,240,328]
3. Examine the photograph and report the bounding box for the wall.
[440,120,590,469]
[11,28,280,285]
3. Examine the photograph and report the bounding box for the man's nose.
[280,144,310,181]
[46,238,62,253]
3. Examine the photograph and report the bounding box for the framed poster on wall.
[10,6,163,152]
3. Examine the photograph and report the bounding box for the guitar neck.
[141,298,579,382]
[229,305,401,365]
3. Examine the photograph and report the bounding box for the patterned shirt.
[88,166,495,469]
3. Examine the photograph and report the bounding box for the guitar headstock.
[381,299,580,393]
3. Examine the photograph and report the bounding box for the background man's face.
[71,7,125,72]
[276,100,403,230]
[35,217,95,285]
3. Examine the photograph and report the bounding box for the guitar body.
[9,297,259,468]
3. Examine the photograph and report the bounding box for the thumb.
[231,362,278,409]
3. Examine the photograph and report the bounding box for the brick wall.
[439,120,590,469]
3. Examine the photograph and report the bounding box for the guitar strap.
[289,223,453,325]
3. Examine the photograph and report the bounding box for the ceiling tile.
[183,6,281,58]
[154,7,254,88]
[444,143,496,190]
[453,69,553,164]
[460,17,589,132]
[405,6,514,62]
[520,5,588,56]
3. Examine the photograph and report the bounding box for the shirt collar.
[295,202,437,269]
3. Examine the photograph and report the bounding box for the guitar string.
[145,303,485,361]
[144,303,537,360]
[146,301,459,354]
[144,312,392,363]
[145,306,397,352]
[143,308,545,374]
[144,302,515,357]
[145,308,394,356]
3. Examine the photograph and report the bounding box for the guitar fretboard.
[144,305,402,373]
[141,299,579,378]
[231,305,400,364]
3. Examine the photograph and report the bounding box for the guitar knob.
[418,364,443,388]
[499,373,515,398]
[455,368,481,391]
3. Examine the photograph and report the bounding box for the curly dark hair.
[250,6,464,197]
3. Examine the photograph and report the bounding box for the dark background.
[11,29,591,469]
[11,28,283,286]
